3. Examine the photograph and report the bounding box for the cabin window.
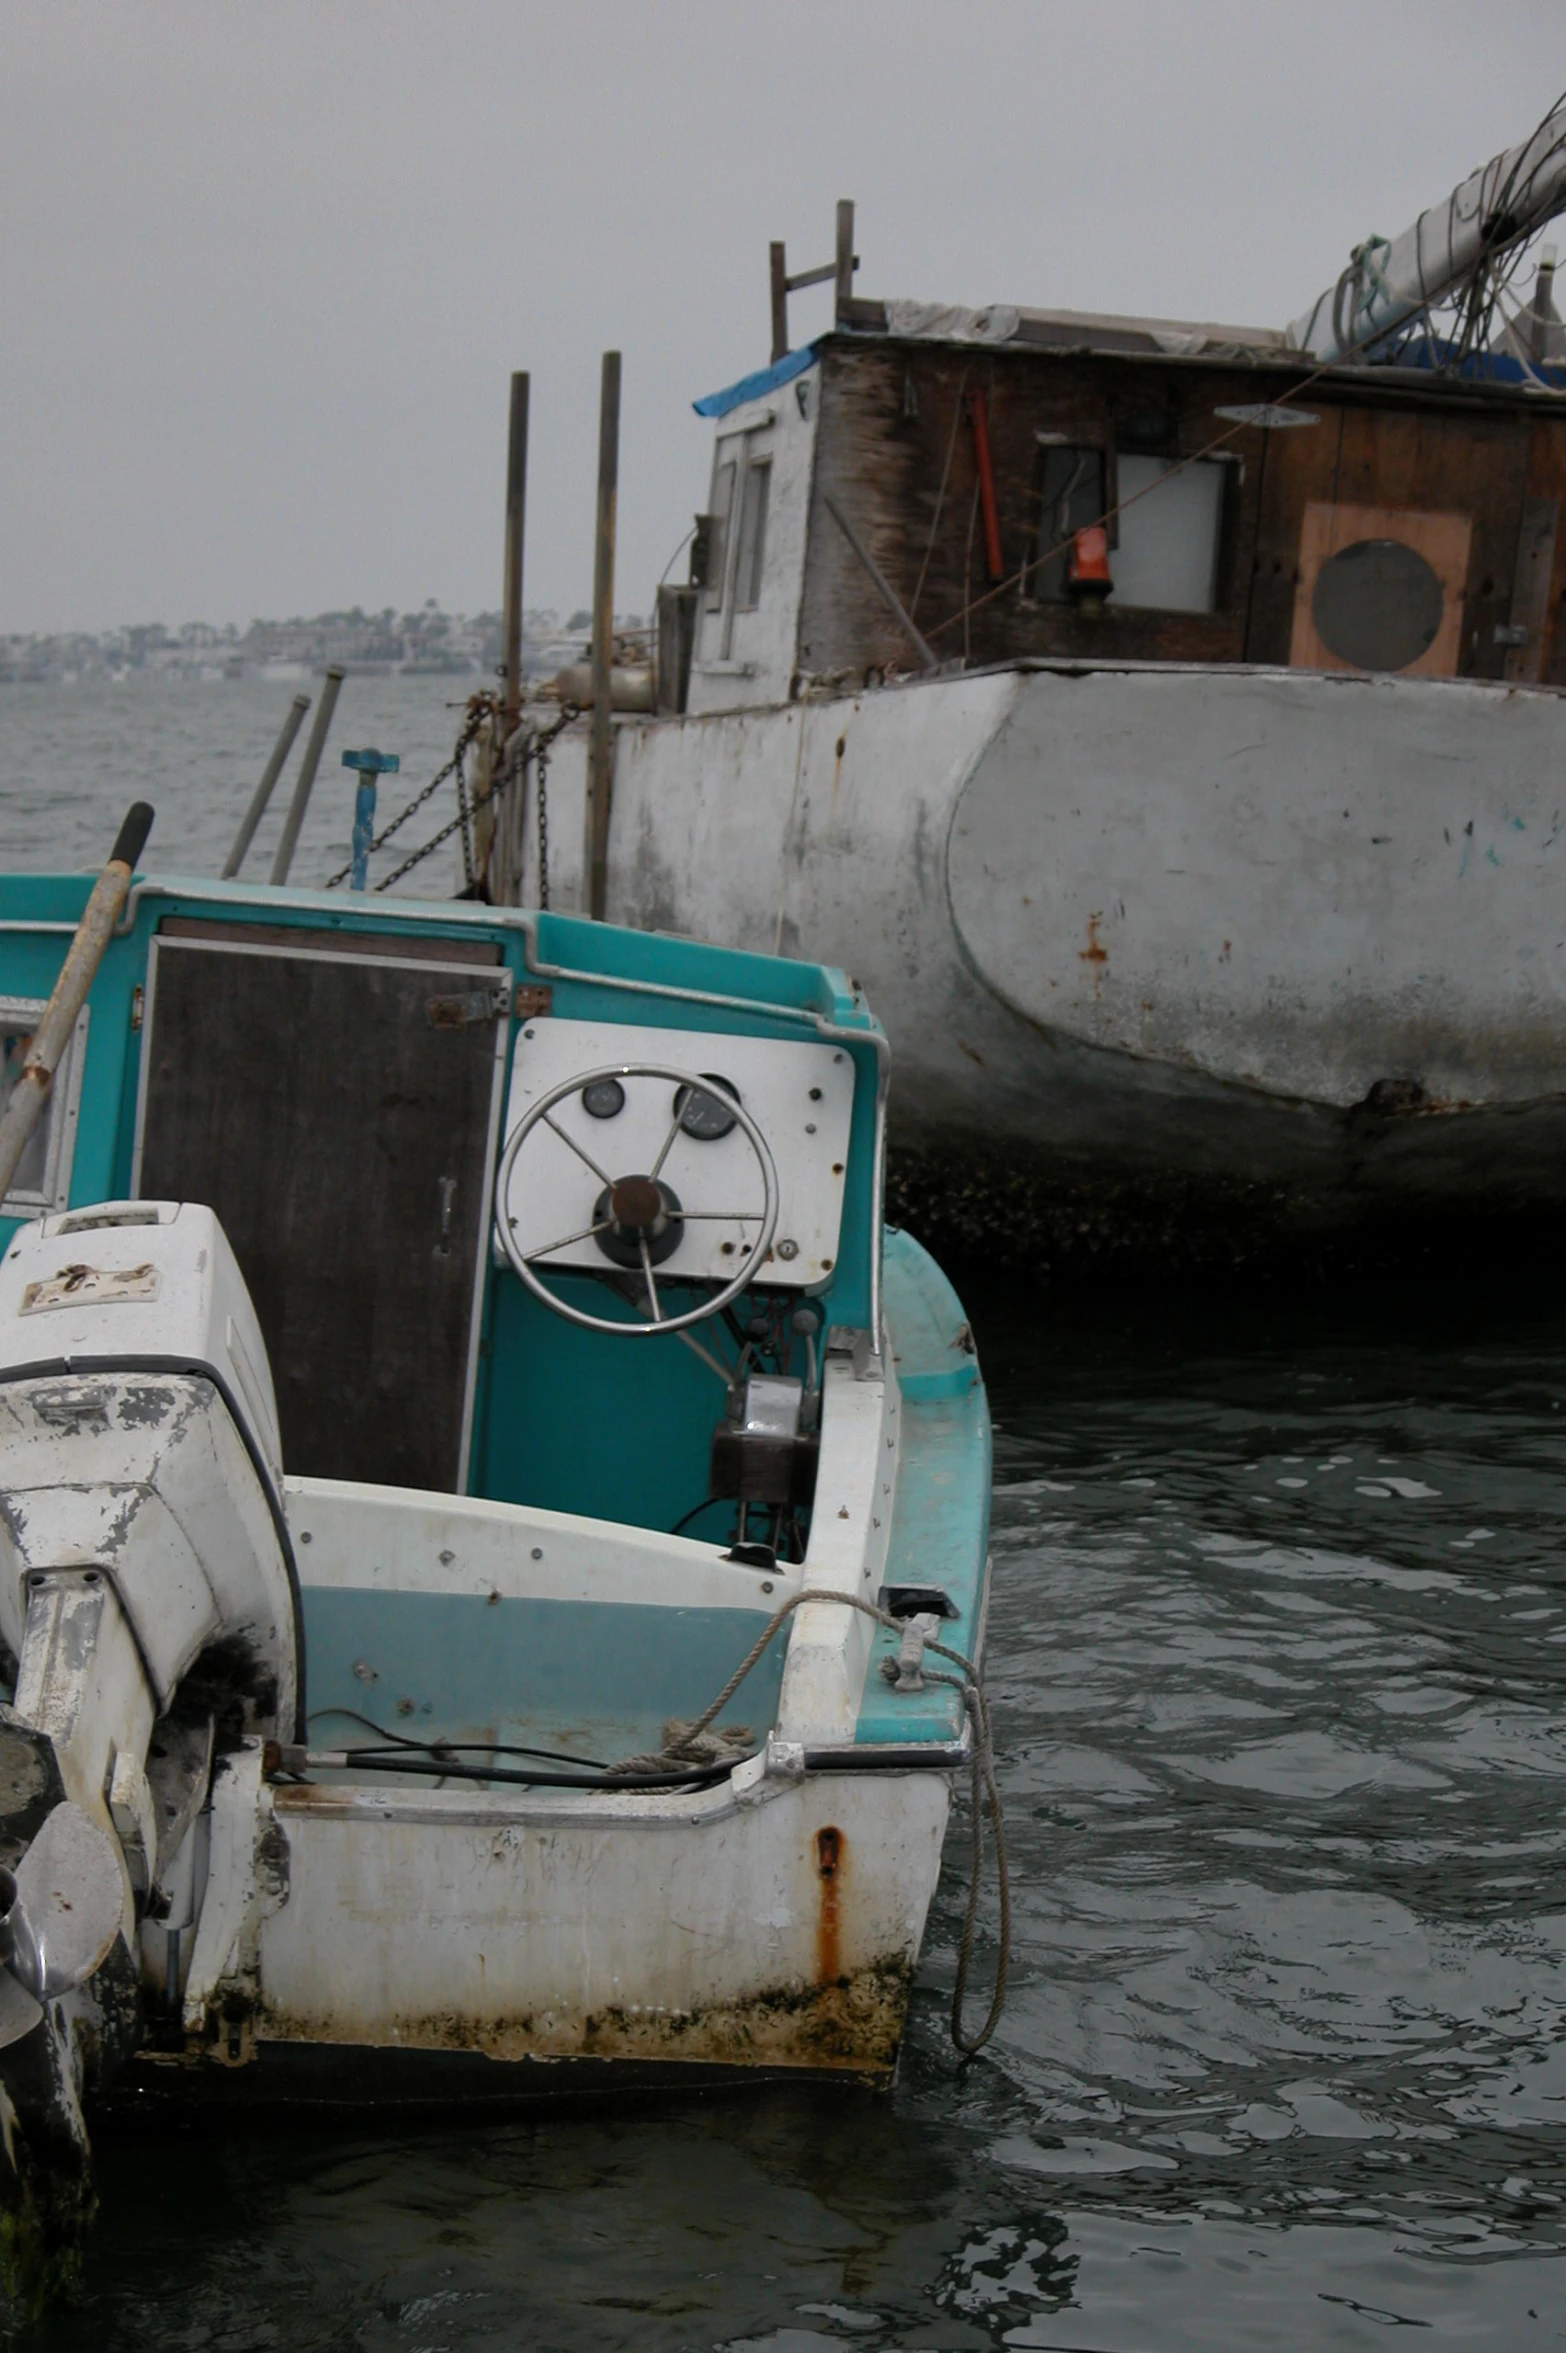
[734,459,772,611]
[1112,455,1225,613]
[705,449,739,612]
[1027,441,1108,601]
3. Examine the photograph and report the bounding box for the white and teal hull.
[173,1231,988,2087]
[0,869,993,2256]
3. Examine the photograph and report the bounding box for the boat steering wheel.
[494,1062,780,1336]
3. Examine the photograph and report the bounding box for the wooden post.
[770,241,789,363]
[834,200,855,323]
[501,372,529,729]
[585,350,621,921]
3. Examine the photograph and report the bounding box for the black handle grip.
[109,802,154,872]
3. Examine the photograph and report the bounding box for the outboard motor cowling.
[0,1201,296,1752]
[0,1201,297,2252]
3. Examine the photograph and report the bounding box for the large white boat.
[504,103,1566,1266]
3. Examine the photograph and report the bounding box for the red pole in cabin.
[966,389,1004,583]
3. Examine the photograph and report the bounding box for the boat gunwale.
[266,1733,970,1830]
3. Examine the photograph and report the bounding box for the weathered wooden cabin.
[683,300,1566,712]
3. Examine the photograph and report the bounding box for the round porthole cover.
[1311,538,1445,672]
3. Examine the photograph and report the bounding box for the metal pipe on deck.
[585,351,621,922]
[270,667,345,886]
[1532,245,1559,363]
[223,694,310,879]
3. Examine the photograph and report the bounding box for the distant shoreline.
[0,604,641,690]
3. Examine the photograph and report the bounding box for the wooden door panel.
[137,932,505,1492]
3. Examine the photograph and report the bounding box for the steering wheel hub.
[594,1176,685,1269]
[610,1175,666,1232]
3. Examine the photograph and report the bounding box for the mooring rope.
[617,1583,1011,2056]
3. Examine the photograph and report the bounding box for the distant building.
[0,604,639,687]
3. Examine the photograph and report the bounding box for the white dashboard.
[496,1017,855,1291]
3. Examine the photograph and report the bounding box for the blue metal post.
[340,749,400,891]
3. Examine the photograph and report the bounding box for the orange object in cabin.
[1067,525,1113,610]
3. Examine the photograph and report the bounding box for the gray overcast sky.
[3,2,1559,633]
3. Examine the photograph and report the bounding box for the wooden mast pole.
[475,373,530,903]
[501,373,529,732]
[834,200,856,322]
[585,350,621,921]
[769,242,789,363]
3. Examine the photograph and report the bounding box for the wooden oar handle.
[109,802,154,874]
[0,803,155,1209]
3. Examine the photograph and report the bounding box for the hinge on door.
[426,979,513,1029]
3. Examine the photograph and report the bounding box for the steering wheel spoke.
[494,1062,781,1339]
[648,1109,684,1184]
[523,1216,613,1264]
[541,1109,614,1190]
[637,1236,664,1324]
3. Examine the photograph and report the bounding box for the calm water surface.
[3,674,477,896]
[4,686,1566,2345]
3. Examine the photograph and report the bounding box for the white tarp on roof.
[883,301,1021,344]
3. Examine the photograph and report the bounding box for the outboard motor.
[0,1201,296,2259]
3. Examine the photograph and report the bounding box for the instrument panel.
[497,1017,855,1291]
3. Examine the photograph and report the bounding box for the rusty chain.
[322,691,500,892]
[322,692,584,900]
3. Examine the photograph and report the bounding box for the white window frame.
[706,413,776,661]
[0,999,89,1218]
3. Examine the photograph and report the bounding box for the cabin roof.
[694,312,1566,427]
[877,299,1287,357]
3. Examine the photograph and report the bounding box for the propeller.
[0,1804,126,2050]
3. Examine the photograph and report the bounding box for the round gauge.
[581,1077,626,1120]
[674,1073,740,1142]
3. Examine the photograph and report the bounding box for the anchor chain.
[535,731,551,910]
[518,702,578,911]
[322,692,499,892]
[321,694,582,900]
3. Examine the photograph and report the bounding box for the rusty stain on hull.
[816,1823,843,1987]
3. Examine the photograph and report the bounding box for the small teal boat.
[0,812,998,2244]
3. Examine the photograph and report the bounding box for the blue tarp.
[1379,335,1566,391]
[692,343,819,419]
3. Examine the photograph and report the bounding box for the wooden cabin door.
[1246,400,1531,679]
[135,921,509,1493]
